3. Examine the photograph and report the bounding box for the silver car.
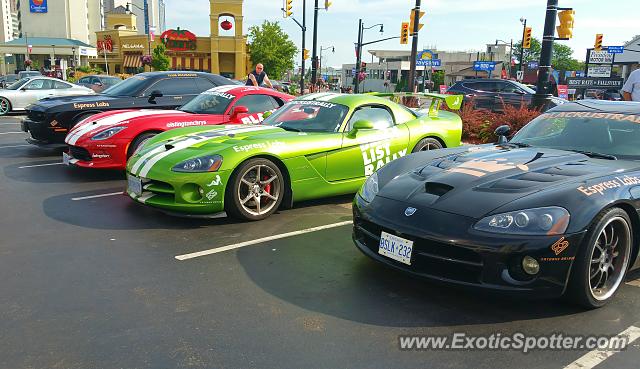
[0,76,94,115]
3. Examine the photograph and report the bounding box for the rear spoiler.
[368,92,463,117]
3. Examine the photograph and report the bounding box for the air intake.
[425,182,454,196]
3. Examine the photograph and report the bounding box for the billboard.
[29,0,47,13]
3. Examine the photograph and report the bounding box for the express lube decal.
[361,141,407,176]
[577,175,640,196]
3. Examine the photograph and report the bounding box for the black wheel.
[567,208,633,308]
[412,137,443,153]
[127,132,158,158]
[225,158,284,221]
[0,97,11,115]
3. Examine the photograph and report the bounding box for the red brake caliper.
[262,175,271,204]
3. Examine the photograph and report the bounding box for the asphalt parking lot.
[2,114,640,369]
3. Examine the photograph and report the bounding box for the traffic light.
[409,9,425,33]
[556,9,575,39]
[594,33,603,51]
[400,22,409,45]
[303,48,310,60]
[523,27,532,49]
[283,0,293,18]
[324,0,331,10]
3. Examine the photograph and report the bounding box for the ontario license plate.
[378,231,413,265]
[62,152,71,166]
[127,174,143,196]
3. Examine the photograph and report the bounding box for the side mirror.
[231,105,249,119]
[262,110,273,119]
[148,89,163,103]
[347,119,375,138]
[494,125,511,145]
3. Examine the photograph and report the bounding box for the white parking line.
[18,162,63,168]
[0,144,30,149]
[626,279,640,287]
[564,325,640,369]
[175,220,353,261]
[71,192,123,201]
[0,122,20,125]
[0,131,24,135]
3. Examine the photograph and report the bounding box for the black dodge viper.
[353,100,640,308]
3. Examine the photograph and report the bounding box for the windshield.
[513,81,535,94]
[102,76,148,96]
[262,101,350,132]
[102,77,122,87]
[511,111,640,160]
[6,78,30,90]
[178,90,235,114]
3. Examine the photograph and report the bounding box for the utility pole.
[301,0,306,94]
[407,0,421,92]
[532,0,558,109]
[311,0,319,91]
[519,18,527,72]
[354,19,363,93]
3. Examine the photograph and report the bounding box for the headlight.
[359,172,379,203]
[172,155,223,173]
[91,126,126,140]
[474,206,570,235]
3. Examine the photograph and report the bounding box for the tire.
[225,158,284,221]
[412,137,443,153]
[127,132,158,158]
[566,208,633,308]
[0,97,11,115]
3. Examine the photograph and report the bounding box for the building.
[616,35,640,80]
[110,0,163,34]
[341,44,510,92]
[91,0,249,78]
[0,0,18,43]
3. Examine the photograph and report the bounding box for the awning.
[123,54,142,68]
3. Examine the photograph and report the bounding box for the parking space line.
[18,162,63,169]
[175,220,353,261]
[0,131,24,135]
[71,192,123,201]
[564,325,640,369]
[0,144,30,149]
[0,122,20,125]
[626,279,640,287]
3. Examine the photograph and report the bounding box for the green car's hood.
[128,124,339,177]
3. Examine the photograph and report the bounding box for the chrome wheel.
[237,164,281,216]
[589,216,631,301]
[0,98,11,115]
[420,142,440,151]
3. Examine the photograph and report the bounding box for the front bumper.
[22,118,68,147]
[125,170,231,216]
[353,195,587,298]
[65,139,129,170]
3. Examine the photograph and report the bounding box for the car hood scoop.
[377,147,614,218]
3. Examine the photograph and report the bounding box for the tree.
[431,70,444,88]
[151,44,170,71]
[513,37,542,65]
[248,21,297,80]
[514,37,584,72]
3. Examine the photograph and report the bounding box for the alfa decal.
[551,237,569,256]
[577,175,640,196]
[360,141,407,176]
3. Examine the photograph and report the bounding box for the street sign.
[473,61,497,71]
[417,49,435,61]
[527,61,539,69]
[516,70,524,81]
[587,65,612,78]
[575,71,585,77]
[417,59,441,67]
[439,85,447,94]
[588,50,614,64]
[607,46,624,54]
[565,77,624,89]
[557,85,569,99]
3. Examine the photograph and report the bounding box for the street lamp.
[71,46,76,76]
[355,21,384,93]
[519,17,527,73]
[319,45,334,83]
[51,44,56,71]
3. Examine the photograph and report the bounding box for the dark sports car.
[22,71,234,147]
[353,100,640,308]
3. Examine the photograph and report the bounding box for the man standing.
[622,68,640,102]
[246,63,273,88]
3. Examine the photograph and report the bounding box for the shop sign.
[122,44,145,49]
[161,28,197,51]
[97,35,114,53]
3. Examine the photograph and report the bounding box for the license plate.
[127,174,143,196]
[378,231,413,265]
[62,152,71,166]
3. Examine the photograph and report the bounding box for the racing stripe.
[316,93,340,101]
[66,110,171,145]
[210,85,239,93]
[134,125,280,177]
[298,93,326,100]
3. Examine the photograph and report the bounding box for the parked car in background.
[76,75,123,93]
[585,89,623,101]
[18,70,42,79]
[447,79,564,111]
[23,71,236,147]
[0,76,93,116]
[0,74,18,88]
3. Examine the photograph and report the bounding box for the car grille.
[143,179,175,201]
[27,110,47,122]
[68,146,92,162]
[354,217,484,284]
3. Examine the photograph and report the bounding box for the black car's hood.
[27,94,119,110]
[378,146,633,219]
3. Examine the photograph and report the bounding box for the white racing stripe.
[0,131,24,135]
[134,125,280,177]
[564,325,640,369]
[0,144,30,149]
[71,192,123,201]
[66,110,172,145]
[18,162,63,168]
[175,220,353,260]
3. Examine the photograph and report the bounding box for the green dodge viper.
[126,92,463,220]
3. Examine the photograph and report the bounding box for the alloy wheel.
[589,216,631,301]
[237,164,281,216]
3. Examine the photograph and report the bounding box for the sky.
[165,0,639,68]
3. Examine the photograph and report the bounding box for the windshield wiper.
[569,150,617,160]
